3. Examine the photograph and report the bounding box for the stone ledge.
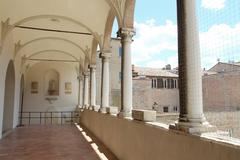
[169,121,217,134]
[132,109,156,122]
[81,110,240,160]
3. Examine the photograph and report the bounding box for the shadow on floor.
[75,123,118,160]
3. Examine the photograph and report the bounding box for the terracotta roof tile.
[133,66,178,78]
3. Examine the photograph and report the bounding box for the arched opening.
[2,60,15,136]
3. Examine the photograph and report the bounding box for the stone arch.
[2,60,15,136]
[102,9,117,51]
[104,0,123,28]
[90,39,98,65]
[123,0,136,28]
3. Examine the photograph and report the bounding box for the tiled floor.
[0,125,118,160]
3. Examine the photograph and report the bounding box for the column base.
[75,105,84,112]
[83,105,89,109]
[99,107,107,114]
[88,105,95,110]
[106,107,119,116]
[93,105,100,112]
[169,121,217,134]
[76,105,83,109]
[118,111,132,118]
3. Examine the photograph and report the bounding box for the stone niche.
[132,109,156,122]
[44,69,60,96]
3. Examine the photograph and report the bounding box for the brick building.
[132,62,240,113]
[132,65,179,113]
[203,62,240,112]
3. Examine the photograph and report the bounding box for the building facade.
[132,66,179,113]
[203,62,240,112]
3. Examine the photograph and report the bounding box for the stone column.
[77,75,83,108]
[83,72,89,108]
[99,52,111,113]
[89,65,96,109]
[118,28,135,117]
[171,0,215,133]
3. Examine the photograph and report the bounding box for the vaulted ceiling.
[0,0,135,73]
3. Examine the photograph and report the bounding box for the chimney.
[165,64,171,70]
[132,64,135,72]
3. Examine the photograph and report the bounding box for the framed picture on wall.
[65,82,72,94]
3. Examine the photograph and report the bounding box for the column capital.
[83,72,89,77]
[117,28,136,40]
[88,64,96,70]
[77,75,84,80]
[99,52,112,59]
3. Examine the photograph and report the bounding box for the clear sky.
[113,0,240,69]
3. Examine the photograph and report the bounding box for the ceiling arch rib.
[23,49,84,73]
[104,0,135,28]
[103,9,116,51]
[90,38,98,65]
[15,37,88,59]
[105,0,124,28]
[4,15,103,51]
[26,49,80,61]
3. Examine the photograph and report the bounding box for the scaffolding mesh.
[197,0,240,138]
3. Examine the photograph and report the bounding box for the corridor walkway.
[0,125,118,160]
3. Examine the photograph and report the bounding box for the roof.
[133,66,178,78]
[202,70,217,76]
[208,62,240,73]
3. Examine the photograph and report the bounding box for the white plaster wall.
[23,62,78,112]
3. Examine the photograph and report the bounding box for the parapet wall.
[80,110,240,160]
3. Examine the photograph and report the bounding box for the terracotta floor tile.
[0,125,118,160]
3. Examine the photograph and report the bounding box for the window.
[167,79,171,89]
[157,78,164,88]
[151,79,157,88]
[170,79,174,89]
[166,79,175,89]
[173,106,178,112]
[163,106,169,113]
